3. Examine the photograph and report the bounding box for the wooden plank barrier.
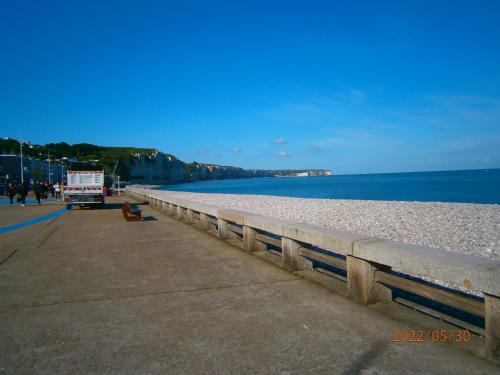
[375,270,484,317]
[255,233,281,248]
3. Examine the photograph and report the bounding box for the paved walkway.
[0,204,64,227]
[0,198,498,374]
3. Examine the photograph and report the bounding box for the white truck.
[63,170,105,209]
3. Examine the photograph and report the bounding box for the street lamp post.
[19,138,24,184]
[47,151,52,184]
[60,158,68,184]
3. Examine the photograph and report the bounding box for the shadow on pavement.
[102,202,149,210]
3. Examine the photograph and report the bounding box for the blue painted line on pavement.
[0,208,68,234]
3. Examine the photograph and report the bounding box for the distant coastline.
[0,138,331,185]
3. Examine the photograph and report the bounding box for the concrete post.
[168,203,175,216]
[217,218,229,239]
[177,206,183,220]
[485,294,500,360]
[346,256,392,305]
[281,237,301,272]
[186,209,194,224]
[243,226,257,252]
[200,213,210,231]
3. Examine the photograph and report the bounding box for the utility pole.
[48,150,51,184]
[19,138,24,184]
[111,160,119,191]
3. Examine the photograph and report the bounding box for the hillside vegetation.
[0,139,173,179]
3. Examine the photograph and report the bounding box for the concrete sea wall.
[127,187,500,360]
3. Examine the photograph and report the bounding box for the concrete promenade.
[1,198,499,374]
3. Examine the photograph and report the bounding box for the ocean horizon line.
[159,168,500,205]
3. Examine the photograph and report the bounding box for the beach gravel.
[142,189,500,260]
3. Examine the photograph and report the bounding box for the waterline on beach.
[143,189,500,260]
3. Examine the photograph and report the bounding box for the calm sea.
[160,169,500,204]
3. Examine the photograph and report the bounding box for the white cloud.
[275,138,287,145]
[233,147,242,153]
[276,151,290,157]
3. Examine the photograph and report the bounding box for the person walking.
[54,183,61,200]
[43,181,49,200]
[7,183,16,205]
[34,180,43,204]
[17,182,27,206]
[50,183,55,198]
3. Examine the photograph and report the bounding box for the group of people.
[6,181,63,206]
[32,181,63,204]
[6,182,28,206]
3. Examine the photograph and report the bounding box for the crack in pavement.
[35,224,59,249]
[0,278,303,312]
[0,250,18,268]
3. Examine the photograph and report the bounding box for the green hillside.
[0,139,165,179]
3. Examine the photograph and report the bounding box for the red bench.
[122,201,142,221]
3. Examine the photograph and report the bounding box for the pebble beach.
[145,189,500,260]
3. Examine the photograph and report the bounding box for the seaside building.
[0,154,65,184]
[293,170,333,177]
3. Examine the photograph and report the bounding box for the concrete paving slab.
[0,197,499,374]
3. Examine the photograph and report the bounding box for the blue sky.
[1,0,500,174]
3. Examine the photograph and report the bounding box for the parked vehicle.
[63,170,105,209]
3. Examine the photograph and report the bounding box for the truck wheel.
[66,204,72,210]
